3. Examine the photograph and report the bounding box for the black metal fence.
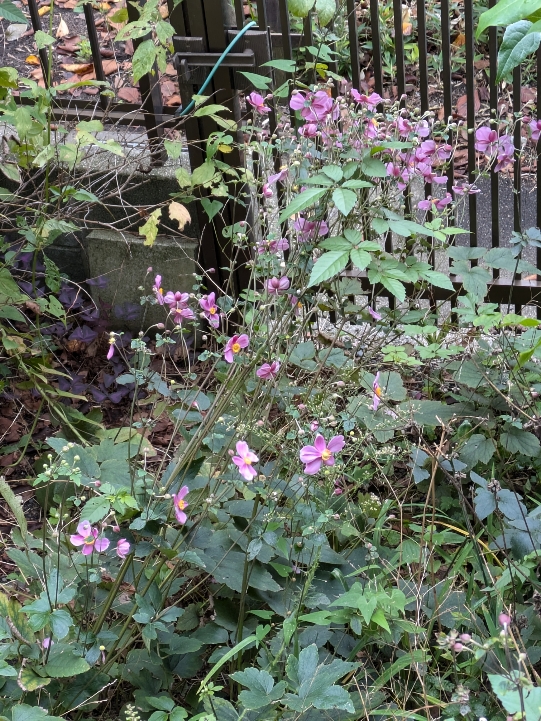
[21,0,541,307]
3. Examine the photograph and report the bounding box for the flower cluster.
[70,520,130,559]
[475,127,515,172]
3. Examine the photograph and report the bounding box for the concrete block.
[84,229,198,333]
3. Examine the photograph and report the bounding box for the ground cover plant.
[4,2,541,721]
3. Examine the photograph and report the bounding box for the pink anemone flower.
[370,372,382,410]
[257,237,289,254]
[173,486,189,524]
[224,334,250,363]
[290,90,333,122]
[232,440,258,481]
[170,306,195,326]
[475,126,499,154]
[163,290,189,308]
[153,275,165,305]
[266,276,290,295]
[116,539,130,559]
[70,520,110,556]
[199,292,220,328]
[246,91,271,114]
[256,360,280,380]
[299,434,345,475]
[293,217,329,242]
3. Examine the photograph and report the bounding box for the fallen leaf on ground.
[169,201,191,230]
[102,59,118,74]
[124,39,133,55]
[474,58,490,70]
[100,47,114,57]
[164,93,181,107]
[521,86,536,104]
[61,62,94,74]
[160,79,175,97]
[452,32,466,46]
[117,86,140,102]
[456,89,480,119]
[6,24,27,41]
[38,5,50,14]
[159,4,168,17]
[402,7,412,35]
[25,54,40,65]
[56,17,69,37]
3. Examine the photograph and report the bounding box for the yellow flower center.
[243,456,252,465]
[177,499,186,510]
[232,342,241,354]
[209,306,217,314]
[159,288,163,295]
[375,386,382,398]
[321,449,331,461]
[297,302,303,308]
[84,536,95,545]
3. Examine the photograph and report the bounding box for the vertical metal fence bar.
[346,0,360,91]
[464,0,477,249]
[278,0,293,117]
[488,0,500,281]
[440,0,454,193]
[369,0,383,97]
[127,0,165,166]
[416,0,428,114]
[26,0,50,87]
[513,64,522,312]
[83,4,107,110]
[392,0,405,103]
[256,0,268,29]
[303,13,316,85]
[537,47,541,317]
[234,0,244,29]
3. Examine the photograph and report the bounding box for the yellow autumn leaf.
[26,55,41,65]
[217,144,233,153]
[168,201,191,231]
[38,5,50,15]
[139,208,161,247]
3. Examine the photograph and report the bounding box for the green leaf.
[460,434,496,466]
[373,650,429,691]
[164,139,182,159]
[314,0,335,24]
[452,260,492,299]
[379,276,406,302]
[497,20,541,80]
[341,179,373,189]
[12,705,63,721]
[290,341,317,371]
[109,6,128,21]
[288,0,315,17]
[420,270,455,291]
[350,248,371,271]
[231,668,286,710]
[44,648,90,678]
[388,218,432,237]
[332,188,356,216]
[477,0,541,37]
[139,208,161,247]
[239,71,272,89]
[501,427,541,456]
[372,217,390,235]
[146,697,175,712]
[261,58,297,71]
[308,250,350,286]
[319,236,352,251]
[489,674,541,719]
[193,104,230,117]
[361,156,387,177]
[200,197,222,221]
[34,30,55,48]
[192,160,216,186]
[279,188,328,222]
[0,162,21,183]
[80,496,111,523]
[132,39,157,83]
[321,164,343,182]
[0,1,26,22]
[283,645,357,713]
[17,667,51,690]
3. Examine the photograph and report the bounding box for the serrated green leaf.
[321,164,343,182]
[279,188,328,222]
[497,20,541,80]
[34,30,54,48]
[361,156,387,177]
[132,39,157,83]
[231,668,286,710]
[288,0,315,17]
[44,649,90,678]
[501,427,541,456]
[350,248,371,271]
[0,1,26,22]
[477,0,541,37]
[18,667,51,691]
[314,0,335,24]
[332,187,356,216]
[460,434,496,466]
[308,250,350,286]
